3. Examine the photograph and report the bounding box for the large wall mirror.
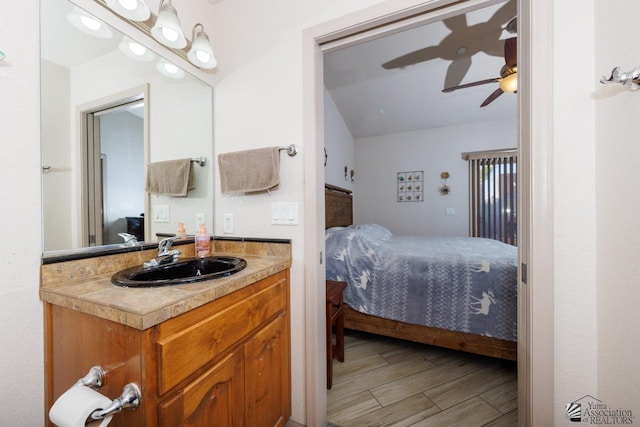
[41,0,213,255]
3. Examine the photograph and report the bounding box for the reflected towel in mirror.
[145,158,195,196]
[218,147,280,194]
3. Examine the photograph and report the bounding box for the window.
[462,149,517,246]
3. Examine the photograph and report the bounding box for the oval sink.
[111,256,247,287]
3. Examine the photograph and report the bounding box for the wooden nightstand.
[326,280,347,389]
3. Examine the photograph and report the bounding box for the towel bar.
[191,157,207,166]
[279,144,297,157]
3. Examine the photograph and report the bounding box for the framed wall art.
[397,171,423,202]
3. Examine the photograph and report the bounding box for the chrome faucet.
[143,237,181,269]
[118,233,139,247]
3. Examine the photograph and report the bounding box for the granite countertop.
[40,240,291,330]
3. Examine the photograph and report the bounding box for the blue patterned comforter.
[325,224,518,342]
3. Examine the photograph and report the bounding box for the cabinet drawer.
[157,276,286,395]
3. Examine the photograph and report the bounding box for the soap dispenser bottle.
[176,222,187,239]
[195,223,211,258]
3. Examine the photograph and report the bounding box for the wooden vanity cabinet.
[44,270,291,427]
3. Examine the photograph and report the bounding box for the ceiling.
[323,0,517,139]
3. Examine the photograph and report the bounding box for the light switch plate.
[154,205,170,223]
[271,202,299,225]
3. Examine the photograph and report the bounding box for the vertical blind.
[462,149,517,246]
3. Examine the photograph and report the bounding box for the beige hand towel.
[218,147,280,194]
[145,158,195,196]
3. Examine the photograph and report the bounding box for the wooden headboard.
[325,184,353,229]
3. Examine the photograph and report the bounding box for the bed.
[325,184,518,360]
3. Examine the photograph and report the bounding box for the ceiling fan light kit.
[499,66,518,93]
[442,36,517,107]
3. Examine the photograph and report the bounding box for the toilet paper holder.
[73,366,141,422]
[75,366,104,389]
[89,383,141,421]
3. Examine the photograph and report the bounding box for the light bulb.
[80,15,102,31]
[129,42,146,56]
[161,27,179,42]
[499,72,518,94]
[196,51,211,63]
[68,8,113,39]
[118,0,138,11]
[164,62,178,74]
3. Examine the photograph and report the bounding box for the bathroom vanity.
[41,239,291,427]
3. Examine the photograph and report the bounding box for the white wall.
[208,1,386,423]
[354,120,516,236]
[0,2,44,425]
[324,88,355,191]
[552,0,599,423]
[594,0,640,416]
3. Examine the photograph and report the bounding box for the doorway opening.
[302,0,557,425]
[79,87,149,247]
[322,2,518,424]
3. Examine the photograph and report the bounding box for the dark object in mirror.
[125,216,145,241]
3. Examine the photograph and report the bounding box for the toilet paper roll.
[49,385,113,427]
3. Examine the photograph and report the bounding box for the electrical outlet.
[223,213,234,234]
[196,213,205,226]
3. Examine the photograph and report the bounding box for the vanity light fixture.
[151,0,186,49]
[118,37,154,61]
[105,0,150,22]
[187,24,217,69]
[156,58,185,79]
[67,6,113,39]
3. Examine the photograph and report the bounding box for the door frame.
[302,0,555,425]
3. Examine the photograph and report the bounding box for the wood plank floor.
[327,330,517,427]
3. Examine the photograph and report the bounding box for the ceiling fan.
[442,33,518,107]
[381,0,516,91]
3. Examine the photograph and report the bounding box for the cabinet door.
[159,351,244,427]
[244,313,291,427]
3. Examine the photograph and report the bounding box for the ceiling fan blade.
[442,78,499,93]
[488,0,517,29]
[504,16,517,36]
[444,56,472,90]
[504,37,517,68]
[480,88,504,107]
[382,46,441,69]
